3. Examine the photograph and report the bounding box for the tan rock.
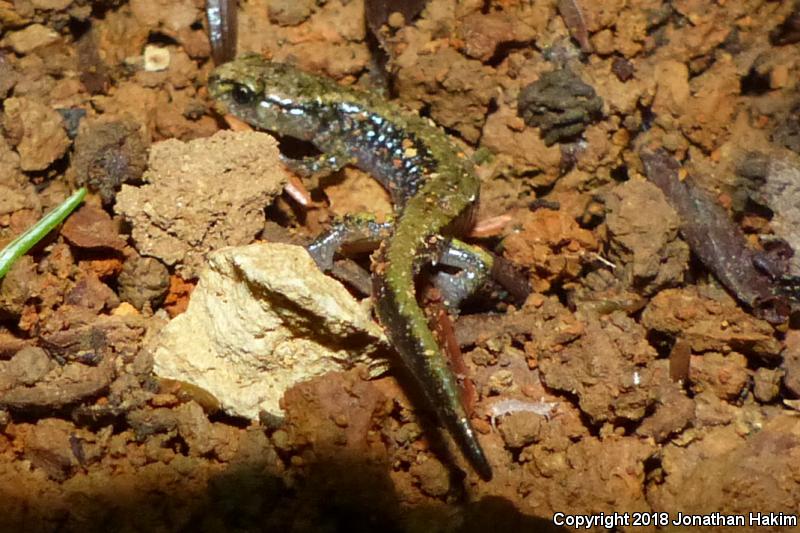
[152,243,388,420]
[2,97,69,172]
[115,130,289,278]
[3,24,59,54]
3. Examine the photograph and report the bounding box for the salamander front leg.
[281,152,355,178]
[432,239,494,311]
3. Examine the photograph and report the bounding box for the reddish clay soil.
[1,1,800,531]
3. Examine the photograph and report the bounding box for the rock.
[20,419,85,481]
[143,45,170,71]
[64,273,120,312]
[605,179,689,295]
[268,0,315,26]
[753,367,782,403]
[117,254,170,311]
[0,49,17,96]
[127,407,179,438]
[3,24,59,54]
[459,11,537,62]
[539,311,658,423]
[641,287,782,359]
[0,137,40,215]
[281,369,393,473]
[497,410,545,449]
[72,120,149,205]
[152,243,389,420]
[31,0,73,9]
[2,97,70,172]
[0,256,38,320]
[636,381,695,443]
[115,131,288,278]
[688,352,749,401]
[0,355,115,409]
[481,103,563,185]
[693,390,736,427]
[782,330,800,397]
[174,401,215,456]
[501,208,598,293]
[0,332,32,359]
[410,459,451,498]
[61,204,127,251]
[130,0,199,32]
[5,346,54,386]
[394,47,495,143]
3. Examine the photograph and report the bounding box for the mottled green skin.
[209,55,491,479]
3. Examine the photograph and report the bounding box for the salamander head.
[208,53,336,140]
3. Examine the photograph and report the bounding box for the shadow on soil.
[0,450,567,533]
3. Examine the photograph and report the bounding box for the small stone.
[176,28,211,59]
[130,0,198,32]
[2,97,70,171]
[487,369,515,395]
[612,56,635,81]
[65,274,120,312]
[0,56,18,99]
[174,401,215,456]
[268,0,314,26]
[31,0,72,9]
[22,419,83,481]
[689,352,749,401]
[636,383,695,442]
[61,204,127,251]
[4,24,59,54]
[410,459,451,497]
[0,256,38,320]
[387,11,405,28]
[783,331,800,396]
[271,429,291,452]
[7,346,54,386]
[605,179,689,295]
[498,411,544,449]
[753,367,782,403]
[72,120,148,205]
[642,288,782,359]
[118,254,170,311]
[143,45,170,72]
[770,64,789,89]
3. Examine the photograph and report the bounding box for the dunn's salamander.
[209,54,494,479]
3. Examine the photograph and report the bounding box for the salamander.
[208,54,493,480]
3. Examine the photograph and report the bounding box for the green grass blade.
[0,187,88,280]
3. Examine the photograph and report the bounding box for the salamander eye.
[231,83,256,105]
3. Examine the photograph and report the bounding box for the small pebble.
[143,45,170,72]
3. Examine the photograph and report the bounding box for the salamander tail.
[449,414,493,480]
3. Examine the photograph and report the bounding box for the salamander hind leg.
[307,213,393,271]
[432,239,494,312]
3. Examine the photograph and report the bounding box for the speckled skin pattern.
[209,54,491,479]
